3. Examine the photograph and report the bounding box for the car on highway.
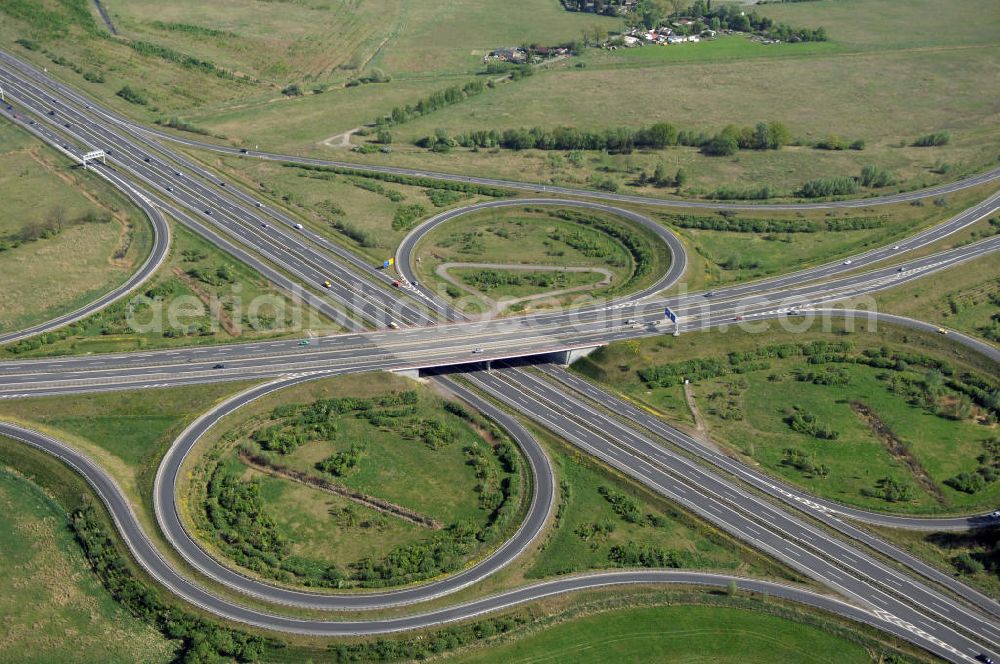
[937,327,948,335]
[897,266,905,272]
[392,280,401,288]
[472,348,484,354]
[204,209,212,215]
[174,171,182,176]
[298,339,310,346]
[64,122,71,128]
[219,181,226,187]
[261,222,268,229]
[704,291,715,297]
[48,109,55,115]
[166,186,173,192]
[893,245,901,250]
[975,654,994,664]
[734,315,743,321]
[240,148,249,154]
[991,510,1000,518]
[212,363,225,369]
[255,202,263,208]
[322,280,333,288]
[625,318,637,325]
[294,223,304,230]
[843,259,853,265]
[143,157,150,162]
[388,321,399,329]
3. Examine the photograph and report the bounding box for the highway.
[0,47,998,663]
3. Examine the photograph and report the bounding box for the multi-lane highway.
[1,46,999,664]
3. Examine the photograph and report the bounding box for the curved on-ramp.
[152,372,555,610]
[0,419,966,663]
[395,198,687,310]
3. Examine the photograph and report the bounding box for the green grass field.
[0,468,175,664]
[0,122,152,334]
[414,206,670,313]
[452,604,873,664]
[2,219,340,358]
[573,321,1000,515]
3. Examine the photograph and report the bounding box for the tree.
[376,128,392,144]
[674,167,687,188]
[652,162,669,187]
[726,579,739,596]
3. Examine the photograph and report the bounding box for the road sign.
[664,307,676,323]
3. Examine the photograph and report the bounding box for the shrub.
[115,85,148,105]
[913,131,950,147]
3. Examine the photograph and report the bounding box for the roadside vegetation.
[0,122,152,334]
[413,206,670,314]
[874,525,1000,599]
[573,321,1000,515]
[183,373,529,589]
[524,427,786,580]
[1,221,339,358]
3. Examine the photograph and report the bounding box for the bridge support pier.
[545,345,602,367]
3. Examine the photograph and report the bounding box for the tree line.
[432,121,790,156]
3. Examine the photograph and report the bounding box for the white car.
[892,245,900,250]
[843,259,853,265]
[472,348,484,354]
[294,223,304,230]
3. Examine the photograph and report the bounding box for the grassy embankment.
[0,467,176,664]
[0,121,152,334]
[573,320,1000,516]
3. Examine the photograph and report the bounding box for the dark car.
[239,148,249,154]
[975,654,994,664]
[212,363,225,369]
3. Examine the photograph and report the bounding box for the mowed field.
[0,469,174,664]
[0,122,151,333]
[452,605,873,664]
